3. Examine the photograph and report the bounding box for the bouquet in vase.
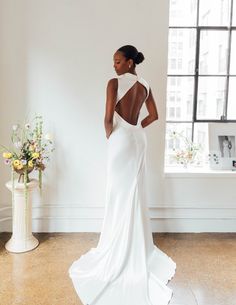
[169,130,202,167]
[0,115,55,194]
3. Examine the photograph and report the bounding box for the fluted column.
[5,178,39,253]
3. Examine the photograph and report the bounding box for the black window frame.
[167,0,236,142]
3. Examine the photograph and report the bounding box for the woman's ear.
[128,59,134,68]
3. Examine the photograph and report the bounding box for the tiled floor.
[0,232,236,305]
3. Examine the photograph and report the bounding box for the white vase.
[5,178,39,253]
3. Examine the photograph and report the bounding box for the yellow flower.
[13,160,20,167]
[32,152,39,159]
[16,163,23,170]
[28,160,34,168]
[2,152,12,159]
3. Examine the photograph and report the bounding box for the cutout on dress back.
[114,73,150,125]
[116,74,150,105]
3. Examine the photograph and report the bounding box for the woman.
[222,136,232,158]
[69,45,176,305]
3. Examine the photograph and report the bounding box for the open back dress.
[68,72,176,305]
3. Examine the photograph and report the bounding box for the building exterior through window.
[165,0,236,167]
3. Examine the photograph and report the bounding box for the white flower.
[12,124,19,131]
[14,141,22,149]
[25,123,30,129]
[21,159,27,165]
[45,133,53,141]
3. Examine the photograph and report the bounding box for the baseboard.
[1,204,236,233]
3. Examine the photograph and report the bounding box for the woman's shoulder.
[106,78,118,91]
[107,77,118,85]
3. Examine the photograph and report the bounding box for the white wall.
[0,0,235,233]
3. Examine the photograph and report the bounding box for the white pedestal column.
[5,178,39,253]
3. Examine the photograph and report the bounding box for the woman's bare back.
[104,72,158,138]
[115,81,148,126]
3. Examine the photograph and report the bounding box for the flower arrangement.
[169,130,202,167]
[0,114,55,197]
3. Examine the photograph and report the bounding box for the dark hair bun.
[117,45,145,66]
[134,52,145,65]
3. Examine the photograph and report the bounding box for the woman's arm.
[104,78,118,139]
[141,88,159,128]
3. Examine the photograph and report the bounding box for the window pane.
[169,0,197,26]
[227,77,236,119]
[165,123,192,166]
[199,0,231,26]
[199,30,228,75]
[166,77,194,121]
[230,31,236,74]
[193,123,209,165]
[197,77,226,120]
[168,29,196,75]
[233,0,236,25]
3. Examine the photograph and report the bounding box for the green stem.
[24,168,29,249]
[39,169,42,197]
[0,144,11,152]
[11,166,15,207]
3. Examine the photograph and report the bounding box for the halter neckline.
[119,72,138,79]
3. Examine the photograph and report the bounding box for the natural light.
[165,0,236,171]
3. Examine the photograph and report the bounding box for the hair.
[117,45,145,65]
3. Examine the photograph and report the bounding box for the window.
[165,0,236,167]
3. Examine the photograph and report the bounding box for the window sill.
[164,166,236,178]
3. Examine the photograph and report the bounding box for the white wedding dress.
[68,72,176,305]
